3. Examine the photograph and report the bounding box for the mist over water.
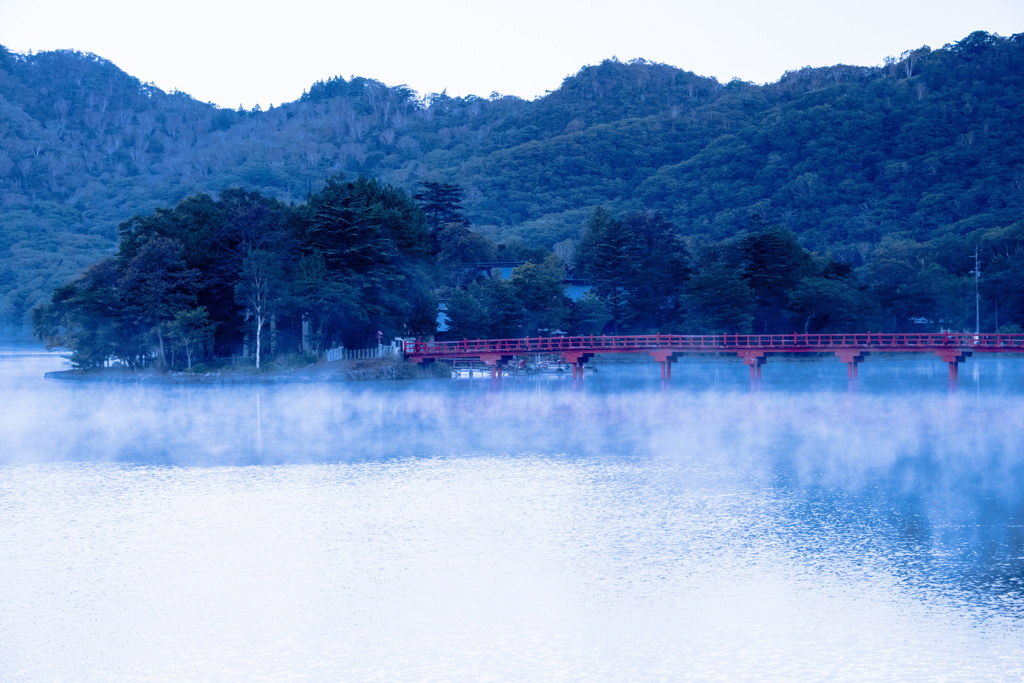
[1,347,1022,680]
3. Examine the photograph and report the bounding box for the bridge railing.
[404,332,1024,357]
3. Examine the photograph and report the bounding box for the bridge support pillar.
[741,353,766,381]
[654,361,674,379]
[650,350,677,381]
[936,351,971,382]
[837,351,869,380]
[561,352,593,380]
[480,353,513,381]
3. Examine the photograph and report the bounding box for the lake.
[1,347,1022,681]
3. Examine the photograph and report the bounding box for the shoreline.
[40,350,1024,385]
[43,370,390,384]
[43,357,414,384]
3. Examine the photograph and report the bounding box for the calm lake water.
[1,347,1022,681]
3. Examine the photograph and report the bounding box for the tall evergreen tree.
[414,181,467,246]
[579,208,642,332]
[738,226,815,333]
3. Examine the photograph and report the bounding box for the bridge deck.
[404,332,1024,380]
[405,332,1024,358]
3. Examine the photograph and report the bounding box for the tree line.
[443,206,1024,341]
[34,177,1024,371]
[33,178,437,369]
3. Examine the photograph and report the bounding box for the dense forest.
[7,31,1024,356]
[31,178,441,369]
[25,176,853,370]
[28,174,1018,371]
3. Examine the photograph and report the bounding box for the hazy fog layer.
[1,348,1022,680]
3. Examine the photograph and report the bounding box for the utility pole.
[973,247,981,335]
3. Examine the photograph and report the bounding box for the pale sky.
[3,0,1022,110]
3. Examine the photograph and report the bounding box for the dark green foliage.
[510,256,573,335]
[575,208,692,333]
[33,259,124,369]
[13,32,1024,341]
[786,277,874,333]
[33,179,435,367]
[978,224,1024,333]
[581,209,641,332]
[303,175,432,347]
[738,226,816,333]
[445,277,521,340]
[291,250,361,353]
[624,212,691,331]
[568,293,611,335]
[307,176,399,272]
[165,306,214,370]
[436,224,497,270]
[444,287,487,340]
[117,235,202,368]
[444,256,574,340]
[414,181,467,238]
[684,254,755,334]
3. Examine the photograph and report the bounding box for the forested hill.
[2,31,1023,333]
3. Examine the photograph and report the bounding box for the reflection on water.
[1,348,1022,680]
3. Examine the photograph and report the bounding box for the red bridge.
[404,332,1024,381]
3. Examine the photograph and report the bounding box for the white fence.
[324,344,398,362]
